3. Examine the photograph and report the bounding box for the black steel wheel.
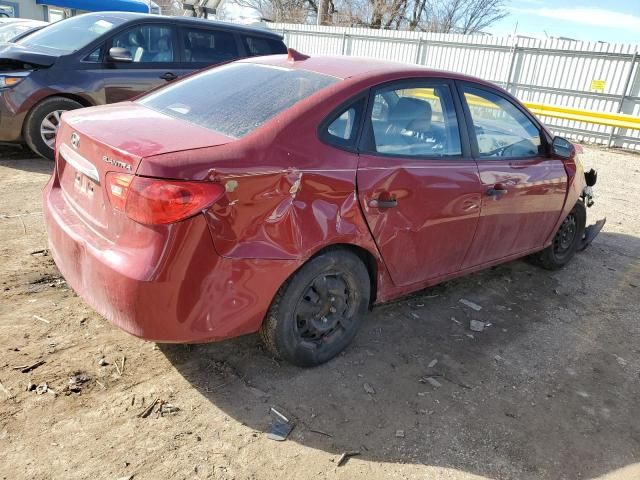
[294,273,355,345]
[535,202,586,270]
[553,212,578,259]
[260,250,370,367]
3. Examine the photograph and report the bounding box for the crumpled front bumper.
[578,168,606,251]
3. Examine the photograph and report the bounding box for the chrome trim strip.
[59,143,100,184]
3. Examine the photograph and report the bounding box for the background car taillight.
[106,173,224,225]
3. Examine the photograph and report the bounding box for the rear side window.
[322,97,366,149]
[365,84,461,157]
[182,28,238,63]
[243,36,287,56]
[139,63,338,138]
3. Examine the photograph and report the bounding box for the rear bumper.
[42,175,298,343]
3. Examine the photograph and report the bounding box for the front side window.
[366,84,461,157]
[84,45,103,62]
[463,86,542,159]
[182,28,238,63]
[139,63,338,138]
[17,14,126,53]
[111,25,175,63]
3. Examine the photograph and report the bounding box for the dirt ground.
[0,144,639,480]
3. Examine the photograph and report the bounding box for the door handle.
[486,183,508,197]
[368,197,397,209]
[160,72,178,81]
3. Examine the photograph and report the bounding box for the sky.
[489,0,640,44]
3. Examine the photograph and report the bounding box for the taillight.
[106,173,133,211]
[106,173,224,225]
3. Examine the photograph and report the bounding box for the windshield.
[17,14,126,53]
[139,63,339,138]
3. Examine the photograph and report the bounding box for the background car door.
[84,23,186,104]
[356,80,483,287]
[458,83,568,269]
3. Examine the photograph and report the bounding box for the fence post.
[341,32,348,55]
[414,38,422,65]
[505,45,520,93]
[607,50,637,148]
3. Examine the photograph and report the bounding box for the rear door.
[356,80,483,287]
[457,82,567,268]
[84,22,186,104]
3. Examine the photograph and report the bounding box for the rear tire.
[24,97,84,160]
[260,250,370,367]
[535,202,586,270]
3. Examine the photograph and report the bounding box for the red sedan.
[43,50,604,367]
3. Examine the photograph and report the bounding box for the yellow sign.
[591,79,606,91]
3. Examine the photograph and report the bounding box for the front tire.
[24,97,84,160]
[535,202,586,270]
[260,250,371,367]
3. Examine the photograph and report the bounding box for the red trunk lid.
[55,103,233,237]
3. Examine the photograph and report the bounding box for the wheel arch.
[22,93,94,138]
[306,242,379,307]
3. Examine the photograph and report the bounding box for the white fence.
[267,23,640,151]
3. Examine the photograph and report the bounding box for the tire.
[24,97,84,160]
[535,202,587,270]
[260,250,371,367]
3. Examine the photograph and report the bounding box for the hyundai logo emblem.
[71,132,80,149]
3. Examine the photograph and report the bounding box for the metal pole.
[607,50,637,148]
[414,38,422,65]
[505,45,519,92]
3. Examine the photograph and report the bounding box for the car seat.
[127,31,145,62]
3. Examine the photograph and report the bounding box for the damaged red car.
[43,50,605,367]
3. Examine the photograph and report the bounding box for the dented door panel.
[357,155,483,287]
[461,158,568,268]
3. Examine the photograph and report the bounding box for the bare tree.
[225,0,507,32]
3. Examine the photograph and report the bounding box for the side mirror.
[552,136,575,159]
[108,47,133,63]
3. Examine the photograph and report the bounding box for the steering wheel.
[483,139,535,158]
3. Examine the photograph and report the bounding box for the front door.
[356,80,483,287]
[458,83,568,268]
[86,23,187,104]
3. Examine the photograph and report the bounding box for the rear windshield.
[139,63,338,138]
[17,14,125,53]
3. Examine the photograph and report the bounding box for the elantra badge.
[102,155,132,171]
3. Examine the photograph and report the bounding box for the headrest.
[389,97,432,129]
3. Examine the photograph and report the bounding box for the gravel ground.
[0,145,638,480]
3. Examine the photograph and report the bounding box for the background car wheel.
[24,97,84,160]
[535,202,587,270]
[260,250,371,367]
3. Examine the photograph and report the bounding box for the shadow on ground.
[0,152,53,175]
[162,232,640,479]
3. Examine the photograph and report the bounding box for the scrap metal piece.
[578,218,606,252]
[267,407,293,441]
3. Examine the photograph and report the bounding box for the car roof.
[242,53,496,87]
[0,19,47,26]
[0,18,30,23]
[78,11,283,40]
